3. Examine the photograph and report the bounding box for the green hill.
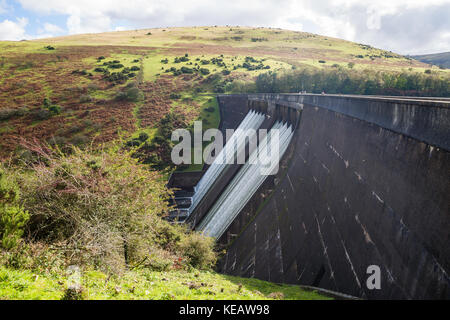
[411,52,450,69]
[1,26,448,162]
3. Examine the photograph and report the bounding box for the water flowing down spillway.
[188,110,266,215]
[198,121,294,239]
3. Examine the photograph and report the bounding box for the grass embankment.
[0,266,330,300]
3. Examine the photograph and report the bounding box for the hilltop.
[0,26,447,164]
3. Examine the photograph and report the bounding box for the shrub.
[71,134,89,146]
[17,107,29,116]
[177,232,216,270]
[0,167,29,250]
[105,72,129,83]
[214,84,226,93]
[251,37,268,42]
[66,124,83,134]
[204,73,223,83]
[94,67,106,73]
[199,68,210,75]
[126,139,141,147]
[222,69,231,75]
[130,66,140,71]
[48,136,68,147]
[125,87,144,102]
[87,83,99,91]
[180,66,193,74]
[115,91,128,101]
[318,60,326,64]
[116,87,144,102]
[44,45,55,50]
[48,105,62,115]
[108,63,124,69]
[43,98,52,108]
[10,145,216,273]
[138,132,149,142]
[170,93,181,100]
[0,107,29,121]
[32,109,51,121]
[80,94,93,103]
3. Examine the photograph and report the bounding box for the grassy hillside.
[0,26,446,163]
[411,52,450,69]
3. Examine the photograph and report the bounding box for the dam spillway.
[198,121,294,238]
[189,110,266,216]
[168,93,450,300]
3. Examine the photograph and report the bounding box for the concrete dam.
[168,93,450,300]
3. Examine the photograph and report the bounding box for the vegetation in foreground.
[0,143,329,300]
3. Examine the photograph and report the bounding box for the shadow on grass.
[221,274,333,300]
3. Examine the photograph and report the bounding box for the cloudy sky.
[0,0,449,55]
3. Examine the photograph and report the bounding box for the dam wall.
[212,94,450,299]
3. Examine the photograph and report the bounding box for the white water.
[188,110,265,215]
[198,121,294,238]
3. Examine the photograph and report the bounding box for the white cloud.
[11,0,450,54]
[43,22,64,34]
[66,12,112,34]
[35,22,65,39]
[0,18,29,41]
[0,0,10,14]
